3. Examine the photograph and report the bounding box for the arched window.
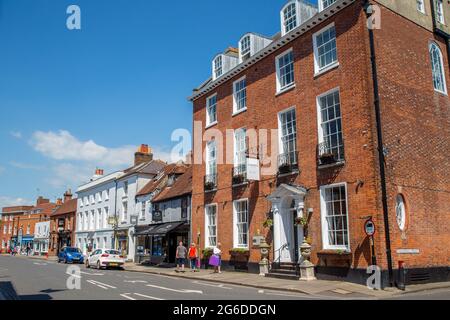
[429,43,447,94]
[395,194,407,231]
[282,2,297,35]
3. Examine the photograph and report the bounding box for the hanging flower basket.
[294,217,308,227]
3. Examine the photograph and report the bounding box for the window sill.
[277,169,300,178]
[314,62,340,78]
[318,160,345,170]
[434,89,448,96]
[276,83,296,97]
[205,121,218,130]
[317,249,351,256]
[232,108,247,117]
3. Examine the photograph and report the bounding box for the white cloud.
[0,196,32,210]
[30,130,136,167]
[46,163,93,189]
[10,131,22,139]
[9,161,43,170]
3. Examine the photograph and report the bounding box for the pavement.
[1,254,449,300]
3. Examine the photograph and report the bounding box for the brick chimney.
[36,196,50,206]
[56,198,63,205]
[64,189,73,203]
[134,144,153,166]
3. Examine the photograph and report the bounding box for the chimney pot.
[134,144,153,166]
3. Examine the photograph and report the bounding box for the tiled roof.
[30,202,58,215]
[136,162,189,197]
[51,199,77,216]
[152,167,192,203]
[121,159,166,179]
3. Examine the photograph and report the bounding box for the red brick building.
[49,191,77,257]
[189,0,450,287]
[1,205,33,253]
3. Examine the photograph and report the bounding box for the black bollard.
[397,261,406,291]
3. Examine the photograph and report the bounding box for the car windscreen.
[66,248,81,253]
[105,250,120,255]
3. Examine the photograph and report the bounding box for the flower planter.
[232,174,246,185]
[204,182,216,191]
[319,153,337,165]
[278,164,292,174]
[229,250,250,271]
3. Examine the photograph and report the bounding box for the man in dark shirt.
[176,241,187,273]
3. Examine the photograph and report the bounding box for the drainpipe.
[430,0,450,70]
[363,0,394,288]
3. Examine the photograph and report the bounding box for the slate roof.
[51,198,77,216]
[152,167,192,203]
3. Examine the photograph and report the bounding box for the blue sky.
[0,0,317,207]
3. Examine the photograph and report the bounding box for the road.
[0,255,449,300]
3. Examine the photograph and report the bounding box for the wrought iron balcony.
[232,164,248,186]
[277,151,299,174]
[204,174,217,192]
[318,138,345,166]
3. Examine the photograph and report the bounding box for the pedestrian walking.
[188,243,199,272]
[175,241,187,273]
[209,243,222,274]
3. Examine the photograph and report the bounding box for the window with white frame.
[104,190,109,201]
[313,24,338,74]
[3,225,7,234]
[282,2,297,34]
[84,197,89,206]
[90,210,95,230]
[278,108,297,165]
[276,49,295,92]
[317,89,344,162]
[97,192,102,203]
[141,201,146,219]
[234,128,247,174]
[417,0,425,13]
[206,94,217,126]
[84,211,88,231]
[90,195,95,205]
[123,181,129,197]
[240,36,251,58]
[320,0,336,11]
[214,56,223,79]
[206,140,217,179]
[205,204,217,247]
[97,208,102,229]
[78,213,82,231]
[233,200,249,248]
[430,43,447,93]
[104,207,109,228]
[122,201,128,222]
[233,77,247,113]
[320,184,349,250]
[437,0,445,24]
[8,225,12,234]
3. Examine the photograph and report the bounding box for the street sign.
[247,158,260,181]
[364,219,376,237]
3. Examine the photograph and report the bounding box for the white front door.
[279,209,295,263]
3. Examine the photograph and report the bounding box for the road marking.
[146,284,203,294]
[87,280,108,290]
[80,271,104,276]
[120,293,136,300]
[192,281,232,290]
[33,262,47,266]
[124,280,148,284]
[88,280,117,289]
[133,293,165,300]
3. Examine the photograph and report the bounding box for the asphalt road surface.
[0,255,449,300]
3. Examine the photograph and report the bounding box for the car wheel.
[64,258,68,264]
[97,261,102,270]
[86,261,90,268]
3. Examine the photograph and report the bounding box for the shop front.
[134,222,189,265]
[116,229,129,258]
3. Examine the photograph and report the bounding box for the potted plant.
[232,173,246,185]
[263,218,273,229]
[201,248,213,269]
[294,217,308,227]
[278,163,292,174]
[204,181,216,191]
[319,152,336,165]
[229,248,250,270]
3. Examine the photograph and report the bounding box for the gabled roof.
[51,199,77,217]
[120,159,166,180]
[152,167,192,203]
[136,162,189,197]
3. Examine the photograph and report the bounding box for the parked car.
[58,247,84,264]
[86,249,125,270]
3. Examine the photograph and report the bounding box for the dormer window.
[282,3,298,35]
[240,36,251,59]
[214,56,223,79]
[280,1,318,36]
[319,0,337,11]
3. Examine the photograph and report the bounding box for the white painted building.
[75,145,165,261]
[33,221,50,255]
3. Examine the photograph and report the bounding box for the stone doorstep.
[124,264,394,298]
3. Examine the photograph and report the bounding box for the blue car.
[58,247,84,264]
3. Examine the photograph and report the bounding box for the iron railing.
[232,164,247,185]
[318,137,345,166]
[204,174,217,192]
[277,151,299,174]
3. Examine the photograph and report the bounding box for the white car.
[86,249,125,270]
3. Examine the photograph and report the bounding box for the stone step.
[265,272,300,281]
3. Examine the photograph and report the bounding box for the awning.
[134,224,162,236]
[148,222,185,237]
